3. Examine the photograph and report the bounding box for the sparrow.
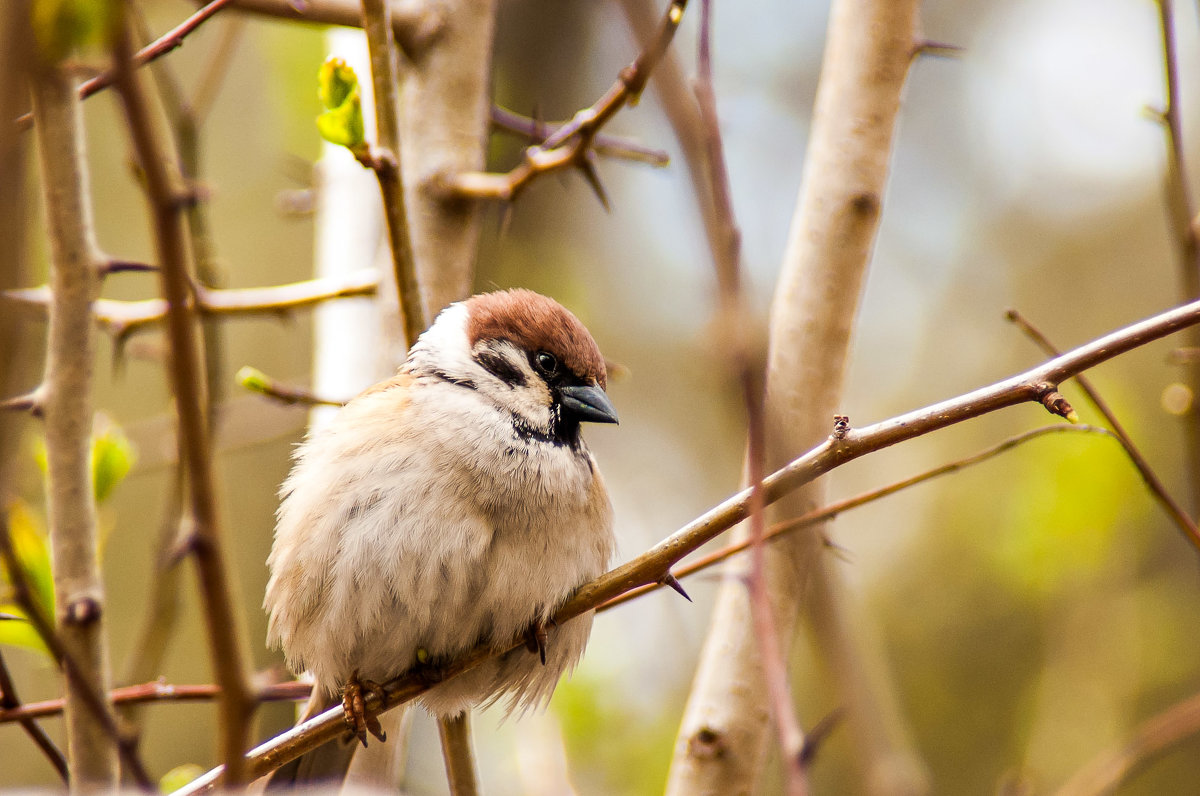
[262,288,617,784]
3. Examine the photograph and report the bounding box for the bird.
[262,288,618,787]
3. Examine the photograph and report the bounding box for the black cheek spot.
[475,350,527,387]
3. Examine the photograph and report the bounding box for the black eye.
[533,351,558,375]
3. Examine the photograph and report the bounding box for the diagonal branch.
[438,0,687,204]
[0,648,68,781]
[170,296,1200,794]
[1006,309,1200,548]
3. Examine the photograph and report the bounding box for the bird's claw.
[342,671,387,748]
[524,619,552,665]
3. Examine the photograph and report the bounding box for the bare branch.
[109,10,256,783]
[170,296,1200,793]
[489,106,669,166]
[0,649,68,781]
[237,366,348,407]
[30,49,120,787]
[1006,309,1200,548]
[1055,689,1200,796]
[0,679,312,724]
[438,0,687,203]
[3,270,379,338]
[215,0,444,55]
[600,424,1114,611]
[361,0,423,347]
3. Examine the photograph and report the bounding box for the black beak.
[559,384,619,424]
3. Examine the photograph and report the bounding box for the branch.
[599,424,1114,611]
[0,679,312,724]
[692,0,805,790]
[1055,689,1200,796]
[438,0,687,204]
[488,106,669,167]
[170,296,1200,794]
[0,649,68,780]
[30,49,119,788]
[213,0,443,55]
[2,270,380,338]
[237,366,348,407]
[1006,309,1200,547]
[361,0,423,347]
[14,0,237,131]
[109,10,256,784]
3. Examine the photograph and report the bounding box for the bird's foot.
[342,670,387,748]
[523,618,554,665]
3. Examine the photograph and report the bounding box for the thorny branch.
[171,297,1200,793]
[438,0,688,204]
[109,10,256,784]
[488,106,669,167]
[600,424,1115,611]
[1006,309,1200,548]
[2,270,379,340]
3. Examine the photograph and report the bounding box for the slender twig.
[1006,309,1200,547]
[600,424,1111,609]
[438,712,479,796]
[1153,0,1200,517]
[14,0,236,131]
[108,10,256,784]
[3,270,380,338]
[1055,689,1200,796]
[0,648,68,780]
[489,106,669,166]
[237,366,347,407]
[0,513,154,787]
[361,0,423,347]
[693,0,805,791]
[170,297,1200,794]
[0,679,312,724]
[439,0,688,203]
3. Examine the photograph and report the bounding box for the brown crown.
[465,289,607,388]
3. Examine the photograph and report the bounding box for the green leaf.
[318,57,358,110]
[91,418,135,504]
[316,57,366,151]
[316,93,365,150]
[5,501,54,622]
[0,605,51,657]
[159,764,205,793]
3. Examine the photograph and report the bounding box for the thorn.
[577,153,611,212]
[661,572,692,602]
[799,707,844,766]
[1,388,45,417]
[913,40,965,59]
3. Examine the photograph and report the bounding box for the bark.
[30,62,119,790]
[667,1,926,794]
[396,0,497,325]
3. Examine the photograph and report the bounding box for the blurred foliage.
[0,417,134,658]
[157,763,203,793]
[30,0,114,62]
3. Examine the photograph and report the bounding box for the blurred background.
[5,0,1200,792]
